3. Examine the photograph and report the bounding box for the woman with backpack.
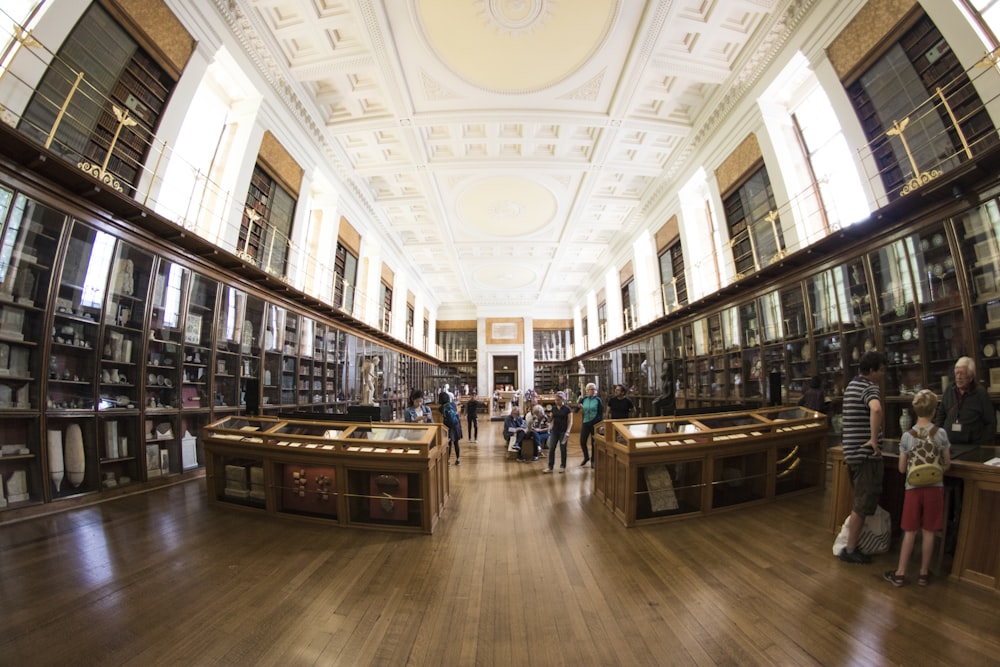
[438,391,463,465]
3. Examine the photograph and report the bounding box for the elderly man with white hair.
[934,356,996,446]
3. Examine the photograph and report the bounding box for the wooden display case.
[593,406,827,527]
[203,415,449,533]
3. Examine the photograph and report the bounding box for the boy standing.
[884,389,951,587]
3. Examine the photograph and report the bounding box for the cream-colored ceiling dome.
[416,0,617,93]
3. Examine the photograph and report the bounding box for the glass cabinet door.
[954,200,1000,398]
[807,269,846,401]
[781,284,810,402]
[261,303,284,411]
[98,242,152,486]
[281,310,298,408]
[240,294,265,410]
[214,286,244,411]
[148,259,187,407]
[327,328,347,406]
[912,225,961,313]
[178,273,217,470]
[740,301,762,403]
[758,291,783,344]
[299,316,321,407]
[48,221,117,498]
[870,239,918,326]
[1,193,62,410]
[50,222,111,412]
[870,240,921,411]
[0,190,65,509]
[720,306,742,400]
[100,241,152,412]
[178,273,216,413]
[312,321,327,408]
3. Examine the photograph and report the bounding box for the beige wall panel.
[338,217,361,256]
[827,0,919,81]
[258,131,303,197]
[655,215,679,252]
[715,133,762,196]
[485,318,524,344]
[102,0,194,77]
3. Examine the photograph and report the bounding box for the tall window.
[239,164,294,276]
[846,12,997,200]
[723,166,784,277]
[406,304,415,345]
[333,242,358,314]
[597,302,608,344]
[379,282,392,333]
[658,243,687,312]
[20,4,174,195]
[621,280,636,331]
[789,81,871,231]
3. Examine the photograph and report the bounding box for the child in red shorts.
[884,389,951,587]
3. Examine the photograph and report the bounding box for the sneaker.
[454,459,461,466]
[543,468,553,473]
[559,467,566,473]
[579,459,590,467]
[838,548,872,564]
[532,456,539,461]
[883,570,905,587]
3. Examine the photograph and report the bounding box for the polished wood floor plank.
[3,424,1000,666]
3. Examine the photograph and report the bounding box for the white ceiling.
[228,0,794,318]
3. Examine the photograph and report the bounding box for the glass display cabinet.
[0,191,65,509]
[593,406,827,527]
[740,300,763,404]
[720,306,743,400]
[806,269,846,414]
[780,284,809,403]
[178,273,217,470]
[202,415,449,533]
[869,239,921,435]
[839,257,876,411]
[955,201,1000,397]
[47,221,113,499]
[214,286,246,412]
[297,316,317,407]
[97,242,152,487]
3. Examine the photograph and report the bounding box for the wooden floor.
[2,425,999,667]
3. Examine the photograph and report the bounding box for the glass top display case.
[601,406,826,451]
[204,415,440,454]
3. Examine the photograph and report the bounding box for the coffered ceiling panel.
[227,0,806,317]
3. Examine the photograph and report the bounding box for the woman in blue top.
[578,382,603,468]
[404,389,432,423]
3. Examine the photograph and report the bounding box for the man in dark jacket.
[935,357,996,446]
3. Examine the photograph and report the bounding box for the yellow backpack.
[905,426,944,487]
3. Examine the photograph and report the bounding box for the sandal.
[882,570,905,587]
[918,572,931,587]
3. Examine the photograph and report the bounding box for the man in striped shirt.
[839,350,885,564]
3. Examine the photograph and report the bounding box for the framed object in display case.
[184,314,202,345]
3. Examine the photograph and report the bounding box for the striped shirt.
[842,374,881,464]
